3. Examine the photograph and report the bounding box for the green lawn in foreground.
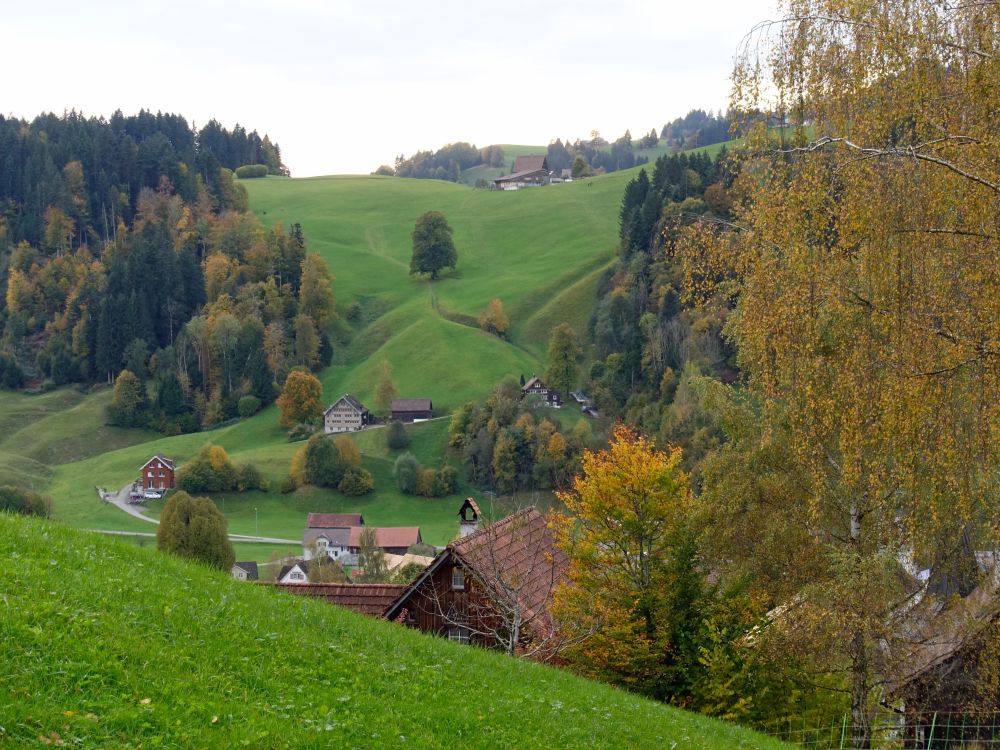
[0,514,791,750]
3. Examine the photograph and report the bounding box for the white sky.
[1,0,776,177]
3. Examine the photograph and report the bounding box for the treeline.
[0,112,334,435]
[382,142,506,182]
[0,110,287,248]
[545,131,650,176]
[584,146,736,479]
[658,109,735,152]
[448,377,598,494]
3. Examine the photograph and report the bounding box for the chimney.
[458,497,480,538]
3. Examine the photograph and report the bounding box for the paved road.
[97,484,298,544]
[88,529,300,545]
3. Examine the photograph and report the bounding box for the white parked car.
[143,490,163,500]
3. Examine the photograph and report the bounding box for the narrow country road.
[97,484,298,544]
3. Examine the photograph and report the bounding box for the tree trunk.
[849,628,872,749]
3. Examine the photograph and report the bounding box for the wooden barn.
[493,155,552,190]
[390,398,433,422]
[384,506,567,655]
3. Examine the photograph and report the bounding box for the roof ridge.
[450,506,539,550]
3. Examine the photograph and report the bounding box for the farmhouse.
[302,512,364,561]
[347,526,422,556]
[390,398,433,422]
[231,561,259,581]
[324,394,369,433]
[385,505,567,654]
[493,155,552,190]
[139,455,175,491]
[522,376,562,407]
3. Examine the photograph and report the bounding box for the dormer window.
[451,567,465,591]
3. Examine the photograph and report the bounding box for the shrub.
[238,395,261,418]
[279,475,297,494]
[302,433,344,487]
[435,464,459,496]
[386,420,409,450]
[393,452,420,494]
[0,485,52,517]
[415,468,438,497]
[287,423,316,442]
[338,465,375,496]
[236,463,268,492]
[156,490,235,569]
[177,444,262,494]
[235,164,268,178]
[346,301,362,322]
[334,435,361,467]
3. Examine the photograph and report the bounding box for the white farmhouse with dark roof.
[324,394,369,433]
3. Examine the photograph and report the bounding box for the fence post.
[926,711,937,750]
[839,713,848,750]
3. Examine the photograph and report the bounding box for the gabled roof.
[232,561,259,580]
[303,526,352,548]
[307,513,364,529]
[324,394,368,416]
[277,561,309,581]
[271,582,408,617]
[385,507,567,626]
[391,399,433,412]
[139,454,175,471]
[459,497,480,521]
[494,168,551,184]
[512,155,548,173]
[348,526,422,549]
[522,376,545,391]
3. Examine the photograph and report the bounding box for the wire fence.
[762,711,1000,749]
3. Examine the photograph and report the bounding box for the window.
[147,471,154,478]
[451,567,465,591]
[158,471,165,477]
[447,626,471,644]
[290,572,305,581]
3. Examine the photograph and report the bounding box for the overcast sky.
[1,0,776,177]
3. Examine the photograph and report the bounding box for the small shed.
[232,561,259,581]
[391,398,433,422]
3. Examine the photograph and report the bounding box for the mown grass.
[0,514,790,750]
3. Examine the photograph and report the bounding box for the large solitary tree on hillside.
[683,1,1000,744]
[409,211,457,280]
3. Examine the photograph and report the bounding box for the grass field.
[0,513,791,750]
[0,150,675,555]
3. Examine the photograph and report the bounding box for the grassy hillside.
[0,514,790,749]
[0,158,651,547]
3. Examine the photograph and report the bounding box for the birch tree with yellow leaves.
[682,1,1000,745]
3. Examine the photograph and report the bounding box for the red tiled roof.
[307,513,364,529]
[272,582,408,617]
[450,507,567,626]
[512,155,547,173]
[348,526,422,549]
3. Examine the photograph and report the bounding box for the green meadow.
[1,154,674,549]
[0,514,790,750]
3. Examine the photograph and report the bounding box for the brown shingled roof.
[271,582,408,617]
[512,155,548,173]
[348,526,422,549]
[391,398,433,412]
[307,513,364,528]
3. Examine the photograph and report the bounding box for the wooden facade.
[385,507,566,652]
[324,394,369,433]
[390,398,433,422]
[521,376,562,407]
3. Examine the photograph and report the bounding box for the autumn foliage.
[276,369,324,428]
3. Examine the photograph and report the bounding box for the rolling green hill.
[0,513,790,749]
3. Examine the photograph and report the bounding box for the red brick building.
[139,455,175,491]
